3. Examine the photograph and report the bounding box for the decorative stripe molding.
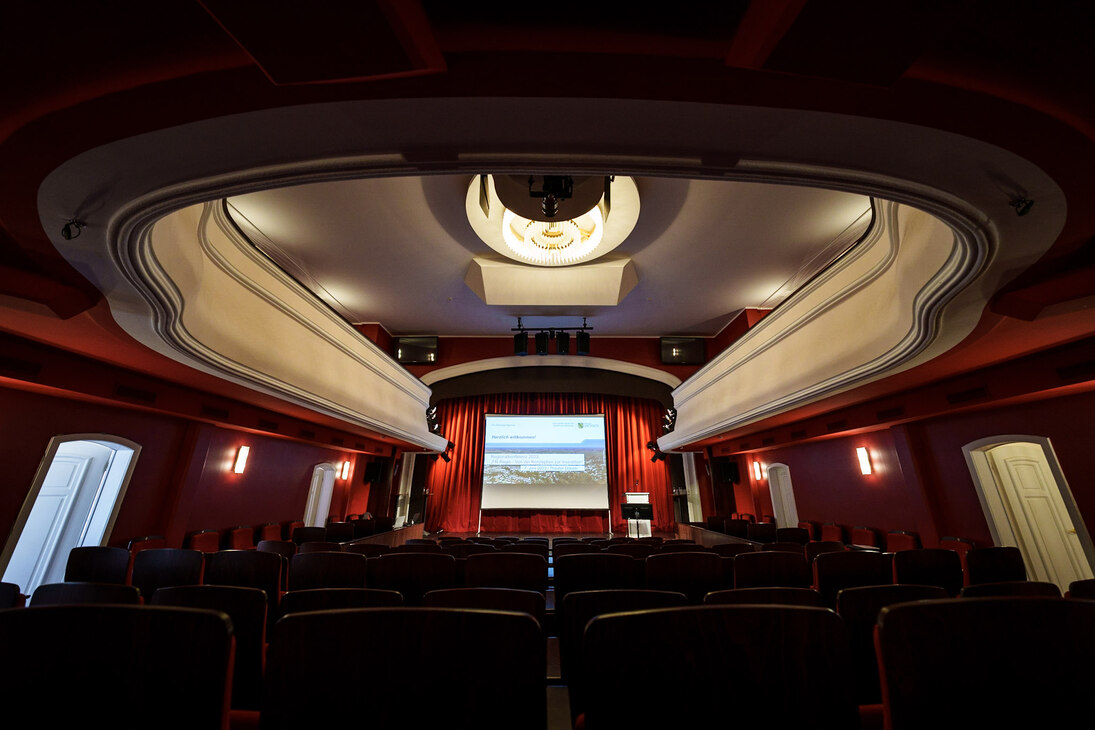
[659,200,990,451]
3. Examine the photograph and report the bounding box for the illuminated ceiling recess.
[464,174,641,306]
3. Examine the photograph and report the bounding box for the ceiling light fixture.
[465,175,639,268]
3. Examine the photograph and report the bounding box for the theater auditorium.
[2,2,1094,728]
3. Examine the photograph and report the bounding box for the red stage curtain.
[423,393,674,534]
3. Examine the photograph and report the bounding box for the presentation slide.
[480,414,609,509]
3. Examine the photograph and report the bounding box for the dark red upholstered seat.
[581,605,858,729]
[185,529,223,553]
[63,545,131,584]
[891,548,964,596]
[964,546,1027,585]
[262,608,545,729]
[884,530,921,552]
[959,580,1061,598]
[703,586,824,607]
[835,583,948,704]
[130,548,204,601]
[287,551,368,591]
[422,587,546,632]
[0,604,234,727]
[151,584,267,711]
[813,550,893,607]
[733,550,812,589]
[463,551,548,594]
[279,587,404,617]
[876,597,1095,728]
[367,552,457,605]
[645,551,730,602]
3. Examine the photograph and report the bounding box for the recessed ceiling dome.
[465,174,640,267]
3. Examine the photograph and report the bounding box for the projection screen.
[480,414,610,509]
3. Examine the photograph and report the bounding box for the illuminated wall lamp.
[233,445,250,474]
[856,447,872,475]
[753,461,763,480]
[341,461,351,480]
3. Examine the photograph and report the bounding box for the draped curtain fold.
[424,393,674,534]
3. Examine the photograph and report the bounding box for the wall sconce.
[856,447,872,475]
[341,460,351,480]
[233,445,250,474]
[753,461,763,480]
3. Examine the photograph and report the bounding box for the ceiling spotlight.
[439,451,451,462]
[1010,197,1034,217]
[556,331,570,355]
[61,219,84,240]
[576,331,590,355]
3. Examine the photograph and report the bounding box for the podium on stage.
[622,492,652,538]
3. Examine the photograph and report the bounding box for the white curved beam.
[419,355,682,388]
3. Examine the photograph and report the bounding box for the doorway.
[1,435,140,597]
[963,436,1095,591]
[304,464,338,527]
[767,463,800,529]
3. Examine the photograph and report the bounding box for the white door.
[984,442,1094,590]
[767,463,799,529]
[2,441,113,593]
[304,464,337,527]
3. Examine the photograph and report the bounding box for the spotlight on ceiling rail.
[1010,197,1034,217]
[61,219,84,240]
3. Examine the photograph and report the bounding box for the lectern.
[622,492,652,538]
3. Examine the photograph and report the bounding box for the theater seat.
[63,545,131,585]
[959,580,1061,598]
[0,604,234,727]
[964,546,1027,585]
[262,608,545,729]
[876,597,1095,728]
[129,548,204,601]
[279,587,404,618]
[580,605,858,729]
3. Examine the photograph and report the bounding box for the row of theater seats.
[702,516,971,554]
[2,591,1094,728]
[170,515,397,553]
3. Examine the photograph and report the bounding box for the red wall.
[0,386,373,551]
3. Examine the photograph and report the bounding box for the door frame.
[0,434,141,586]
[767,463,799,529]
[963,435,1095,578]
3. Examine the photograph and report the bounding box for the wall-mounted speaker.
[535,331,549,355]
[514,331,528,355]
[576,331,590,355]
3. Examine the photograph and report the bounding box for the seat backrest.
[203,548,284,607]
[1068,578,1095,599]
[560,588,688,709]
[657,542,712,553]
[287,551,368,591]
[876,597,1095,728]
[553,553,644,612]
[463,552,548,594]
[849,526,879,548]
[224,526,255,550]
[813,550,894,607]
[733,550,812,589]
[130,548,204,601]
[723,518,749,538]
[775,527,811,545]
[184,529,223,553]
[552,542,602,558]
[279,587,404,618]
[761,541,806,555]
[645,551,729,603]
[581,605,858,729]
[884,530,921,552]
[797,521,818,540]
[367,552,457,605]
[964,546,1027,585]
[263,608,545,728]
[703,586,824,607]
[324,521,354,543]
[834,583,949,704]
[64,545,131,584]
[0,581,24,608]
[422,587,546,631]
[891,548,964,596]
[151,584,267,711]
[127,535,167,553]
[710,542,754,558]
[746,522,778,543]
[805,540,847,565]
[442,542,497,558]
[256,539,296,560]
[0,604,233,727]
[297,541,345,554]
[291,525,327,544]
[820,523,845,543]
[603,543,659,559]
[30,581,141,606]
[258,523,282,541]
[342,542,391,558]
[959,580,1061,598]
[499,541,550,560]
